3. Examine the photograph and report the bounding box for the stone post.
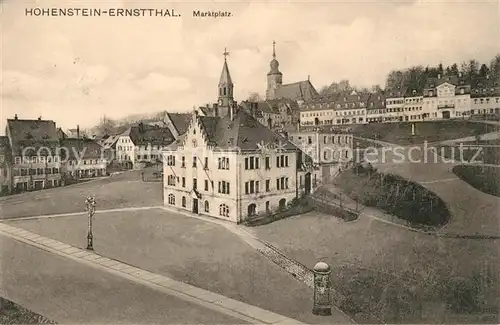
[312,261,332,316]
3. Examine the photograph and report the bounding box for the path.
[0,222,304,325]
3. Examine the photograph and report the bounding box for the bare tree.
[248,92,262,101]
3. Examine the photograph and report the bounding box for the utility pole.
[76,125,80,183]
[85,195,96,250]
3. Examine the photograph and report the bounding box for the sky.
[1,0,500,132]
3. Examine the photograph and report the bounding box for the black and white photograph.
[1,0,500,324]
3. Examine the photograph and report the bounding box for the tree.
[437,63,444,75]
[247,92,262,101]
[94,115,116,136]
[338,80,353,93]
[460,60,479,79]
[385,70,405,89]
[489,54,500,80]
[371,84,383,93]
[450,63,459,76]
[479,64,490,77]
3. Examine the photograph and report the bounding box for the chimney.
[213,103,219,117]
[14,114,18,120]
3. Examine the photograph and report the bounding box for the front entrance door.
[442,111,450,119]
[304,172,312,194]
[192,198,199,214]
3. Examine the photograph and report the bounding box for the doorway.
[304,172,312,194]
[247,203,256,217]
[192,198,199,214]
[442,111,450,119]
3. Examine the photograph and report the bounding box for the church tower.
[266,41,283,100]
[218,47,235,118]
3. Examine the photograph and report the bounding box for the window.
[181,156,185,168]
[204,157,209,169]
[323,136,327,144]
[192,156,197,168]
[265,157,271,169]
[204,179,209,191]
[219,204,229,217]
[245,157,259,170]
[193,178,197,190]
[167,175,176,186]
[218,157,229,170]
[308,136,312,144]
[218,181,230,194]
[166,155,175,166]
[52,168,59,174]
[168,194,175,205]
[266,179,270,191]
[182,177,185,187]
[15,156,21,164]
[182,196,186,207]
[204,201,209,212]
[285,156,288,167]
[276,177,288,190]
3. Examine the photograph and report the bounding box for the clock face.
[192,139,197,147]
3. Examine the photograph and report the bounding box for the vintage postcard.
[1,0,499,324]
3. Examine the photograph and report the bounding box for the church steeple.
[218,47,235,118]
[266,40,283,100]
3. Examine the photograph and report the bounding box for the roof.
[275,80,319,102]
[218,59,233,87]
[166,113,191,135]
[6,118,59,156]
[122,124,175,146]
[386,86,407,98]
[171,109,299,152]
[59,138,103,159]
[470,76,500,97]
[0,136,11,165]
[100,134,119,148]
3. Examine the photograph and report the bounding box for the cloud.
[1,0,499,131]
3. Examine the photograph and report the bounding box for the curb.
[0,222,306,325]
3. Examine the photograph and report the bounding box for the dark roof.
[123,124,175,146]
[167,113,192,135]
[172,109,298,152]
[276,80,319,102]
[7,119,59,156]
[386,86,407,98]
[100,135,119,148]
[367,93,386,108]
[59,138,103,159]
[470,77,500,97]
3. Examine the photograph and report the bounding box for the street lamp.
[84,195,96,250]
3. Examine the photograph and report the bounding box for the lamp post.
[84,195,96,250]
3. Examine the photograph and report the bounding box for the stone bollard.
[312,261,332,316]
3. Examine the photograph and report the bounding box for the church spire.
[266,41,282,100]
[218,47,235,118]
[272,40,276,59]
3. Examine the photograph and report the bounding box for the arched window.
[204,201,209,212]
[168,194,175,205]
[182,196,186,207]
[219,204,229,217]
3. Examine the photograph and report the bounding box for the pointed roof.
[275,80,318,102]
[218,48,233,87]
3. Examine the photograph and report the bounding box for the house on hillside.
[5,115,62,193]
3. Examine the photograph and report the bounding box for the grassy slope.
[0,297,56,324]
[352,121,498,145]
[453,165,500,197]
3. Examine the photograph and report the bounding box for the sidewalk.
[0,222,305,325]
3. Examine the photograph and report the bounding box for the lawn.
[250,212,500,324]
[0,171,163,219]
[453,165,500,197]
[0,297,56,324]
[7,209,342,324]
[438,139,500,165]
[332,167,450,228]
[352,120,499,145]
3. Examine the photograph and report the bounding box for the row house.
[6,116,62,193]
[59,138,107,181]
[470,76,500,116]
[384,86,406,122]
[300,91,370,127]
[163,54,319,223]
[366,93,387,123]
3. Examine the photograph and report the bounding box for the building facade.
[163,52,318,223]
[6,116,62,193]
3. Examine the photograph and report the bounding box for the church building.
[162,49,320,223]
[265,41,319,105]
